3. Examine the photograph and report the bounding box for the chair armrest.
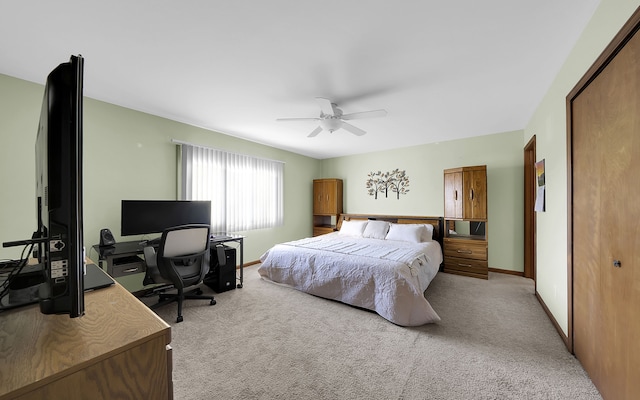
[143,246,157,267]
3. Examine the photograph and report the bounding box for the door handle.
[613,260,622,268]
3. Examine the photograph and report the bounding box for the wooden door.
[571,22,640,400]
[444,172,462,219]
[463,167,487,220]
[524,136,536,281]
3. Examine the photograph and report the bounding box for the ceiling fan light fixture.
[320,118,342,133]
[277,97,387,137]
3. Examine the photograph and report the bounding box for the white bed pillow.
[338,220,368,237]
[385,223,426,243]
[421,224,434,242]
[362,220,390,239]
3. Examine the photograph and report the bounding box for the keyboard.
[210,235,232,241]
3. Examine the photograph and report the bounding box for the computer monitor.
[34,55,85,317]
[121,200,212,237]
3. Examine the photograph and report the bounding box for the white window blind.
[180,144,284,233]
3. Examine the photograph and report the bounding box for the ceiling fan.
[277,97,387,137]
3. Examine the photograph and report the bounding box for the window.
[179,143,283,233]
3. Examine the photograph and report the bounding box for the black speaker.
[99,228,116,247]
[204,245,236,293]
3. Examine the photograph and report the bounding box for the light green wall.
[524,0,640,336]
[0,73,321,266]
[0,75,42,255]
[321,130,525,272]
[0,70,524,278]
[4,0,637,327]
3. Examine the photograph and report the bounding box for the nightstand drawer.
[444,256,488,279]
[444,240,487,260]
[313,227,335,236]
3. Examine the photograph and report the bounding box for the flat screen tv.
[121,200,212,237]
[35,55,85,317]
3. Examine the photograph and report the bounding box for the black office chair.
[143,224,216,322]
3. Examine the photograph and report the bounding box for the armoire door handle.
[613,260,622,268]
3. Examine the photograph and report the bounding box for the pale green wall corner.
[0,73,321,270]
[524,0,640,336]
[321,130,525,272]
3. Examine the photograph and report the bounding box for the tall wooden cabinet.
[443,165,488,279]
[312,179,343,236]
[444,165,487,221]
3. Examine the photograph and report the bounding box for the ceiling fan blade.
[315,97,335,116]
[307,126,323,138]
[341,122,366,136]
[276,117,320,122]
[341,109,387,120]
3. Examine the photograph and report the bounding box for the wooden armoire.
[443,165,488,279]
[568,7,640,400]
[444,165,487,220]
[312,179,343,236]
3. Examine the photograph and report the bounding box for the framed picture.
[534,159,545,212]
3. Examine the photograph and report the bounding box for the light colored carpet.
[150,265,601,400]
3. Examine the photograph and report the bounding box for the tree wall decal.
[366,169,410,199]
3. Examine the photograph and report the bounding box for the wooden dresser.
[312,178,343,236]
[443,165,488,279]
[0,281,172,400]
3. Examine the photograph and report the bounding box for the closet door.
[571,26,640,400]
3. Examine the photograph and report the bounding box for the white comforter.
[258,233,443,326]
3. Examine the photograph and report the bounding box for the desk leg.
[237,239,243,288]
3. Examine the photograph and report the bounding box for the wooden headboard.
[338,214,444,245]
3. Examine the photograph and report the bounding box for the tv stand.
[0,279,173,399]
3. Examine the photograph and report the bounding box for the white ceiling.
[1,1,600,159]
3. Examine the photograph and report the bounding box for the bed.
[258,214,444,326]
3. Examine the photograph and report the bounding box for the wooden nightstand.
[443,236,488,279]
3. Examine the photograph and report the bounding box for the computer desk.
[93,234,245,292]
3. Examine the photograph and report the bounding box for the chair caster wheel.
[176,316,184,323]
[210,299,216,305]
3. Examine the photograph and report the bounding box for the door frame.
[523,136,536,286]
